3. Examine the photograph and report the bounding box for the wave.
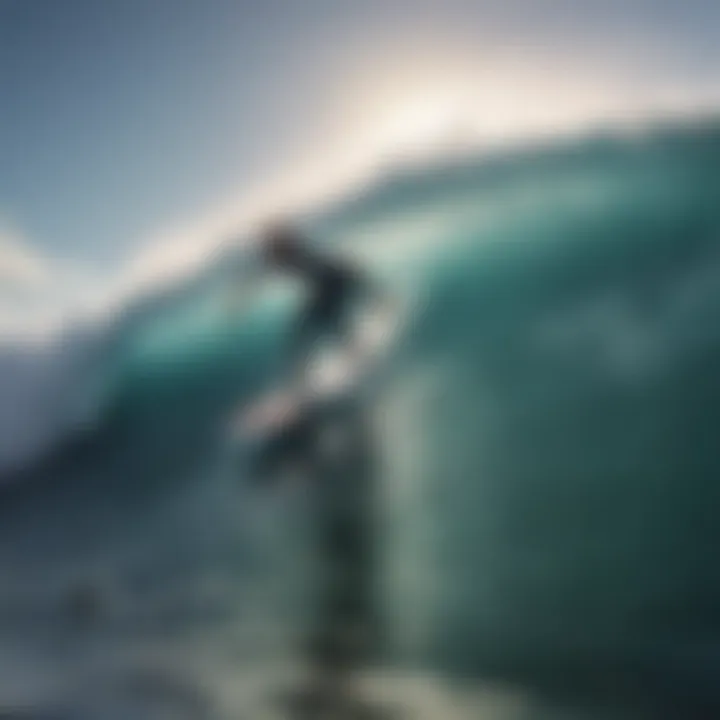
[2,116,718,479]
[2,118,720,716]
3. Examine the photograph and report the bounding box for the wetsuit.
[284,252,369,378]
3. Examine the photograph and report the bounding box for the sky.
[0,0,719,335]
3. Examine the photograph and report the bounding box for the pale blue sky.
[0,0,718,277]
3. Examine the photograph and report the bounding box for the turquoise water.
[1,121,720,718]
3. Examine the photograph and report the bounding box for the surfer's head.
[260,220,307,269]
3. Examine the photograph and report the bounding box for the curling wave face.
[1,121,720,718]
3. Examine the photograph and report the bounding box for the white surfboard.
[230,298,405,442]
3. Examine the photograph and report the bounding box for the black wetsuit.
[285,254,367,373]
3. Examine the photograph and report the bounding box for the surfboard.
[230,298,404,444]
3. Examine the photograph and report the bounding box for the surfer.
[258,220,386,387]
[248,222,388,714]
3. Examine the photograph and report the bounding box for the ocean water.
[1,121,720,718]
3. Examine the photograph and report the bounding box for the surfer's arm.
[281,324,318,392]
[279,295,326,386]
